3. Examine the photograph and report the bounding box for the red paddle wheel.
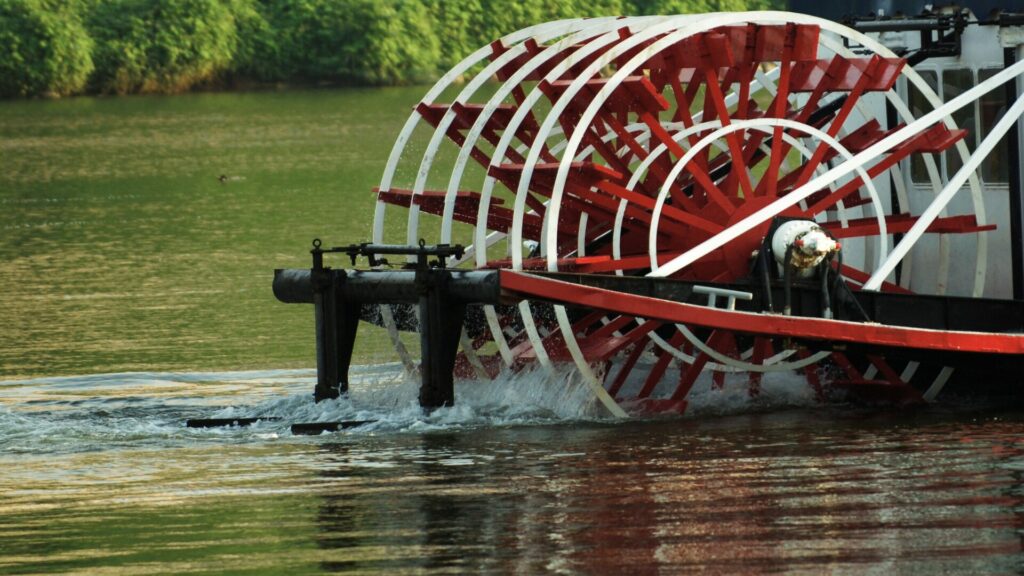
[270,12,1024,417]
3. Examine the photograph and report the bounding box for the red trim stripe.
[499,271,1024,355]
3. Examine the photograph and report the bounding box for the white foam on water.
[685,370,823,417]
[214,363,612,435]
[0,362,833,454]
[0,402,193,455]
[0,364,612,453]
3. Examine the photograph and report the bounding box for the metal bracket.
[285,239,472,409]
[311,238,465,270]
[842,11,967,64]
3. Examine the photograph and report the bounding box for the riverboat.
[270,1,1024,421]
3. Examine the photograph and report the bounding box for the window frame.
[903,61,1009,188]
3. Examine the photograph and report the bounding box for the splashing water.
[0,362,831,455]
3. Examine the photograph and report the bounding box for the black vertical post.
[1006,47,1024,300]
[313,269,360,402]
[312,267,340,402]
[334,289,360,399]
[311,239,357,403]
[292,241,472,407]
[417,269,465,410]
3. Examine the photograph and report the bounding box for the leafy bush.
[423,0,485,70]
[86,0,239,94]
[0,0,94,97]
[0,0,791,98]
[631,0,783,14]
[353,0,440,85]
[475,0,555,44]
[224,0,282,83]
[260,0,440,86]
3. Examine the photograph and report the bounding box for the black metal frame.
[840,12,967,63]
[274,235,1024,410]
[274,240,501,409]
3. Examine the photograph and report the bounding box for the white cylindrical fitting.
[771,220,840,276]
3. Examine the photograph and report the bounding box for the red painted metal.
[608,336,653,398]
[638,331,686,398]
[823,214,997,238]
[748,336,775,395]
[670,331,720,401]
[789,57,905,92]
[796,348,826,400]
[499,270,1024,355]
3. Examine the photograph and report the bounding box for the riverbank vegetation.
[0,0,783,98]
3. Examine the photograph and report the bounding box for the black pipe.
[842,279,872,322]
[885,98,905,285]
[833,245,844,317]
[783,244,795,316]
[832,245,871,322]
[847,18,957,33]
[819,258,832,319]
[758,247,774,312]
[311,265,358,402]
[333,282,360,401]
[311,250,337,401]
[273,268,315,303]
[273,269,501,305]
[345,270,501,303]
[417,269,465,409]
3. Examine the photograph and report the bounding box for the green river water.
[0,88,423,379]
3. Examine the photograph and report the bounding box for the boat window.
[910,70,939,183]
[978,68,1009,184]
[909,67,1011,186]
[943,68,975,179]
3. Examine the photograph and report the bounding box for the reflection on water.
[307,419,1024,574]
[1,368,1024,573]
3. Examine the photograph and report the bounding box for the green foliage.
[258,0,439,86]
[0,0,791,98]
[423,0,485,70]
[353,0,440,85]
[224,0,281,83]
[631,0,783,14]
[475,0,552,43]
[546,0,631,19]
[85,0,238,94]
[0,0,94,97]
